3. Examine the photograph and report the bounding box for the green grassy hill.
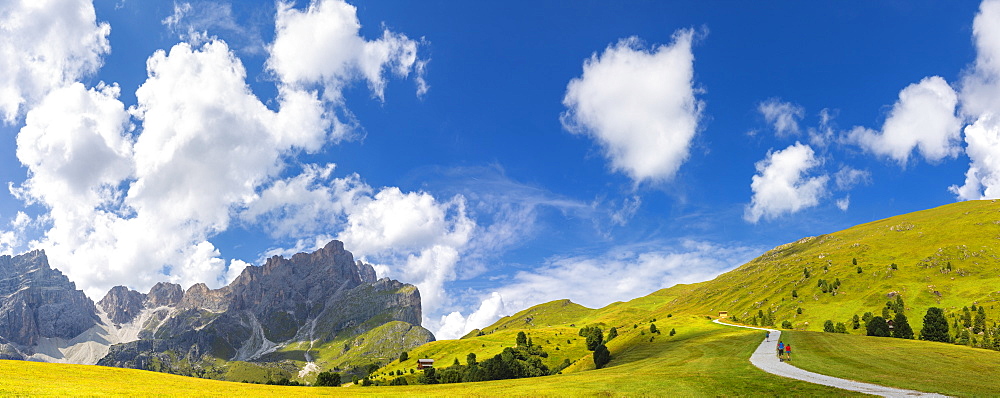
[664,199,1000,334]
[359,199,1000,394]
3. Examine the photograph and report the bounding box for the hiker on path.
[765,331,770,342]
[784,342,791,361]
[777,341,784,361]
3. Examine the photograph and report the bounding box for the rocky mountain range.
[0,250,100,359]
[0,240,433,381]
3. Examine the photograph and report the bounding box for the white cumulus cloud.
[0,0,110,123]
[7,0,425,299]
[954,0,1000,200]
[561,30,703,184]
[12,39,330,297]
[848,76,961,166]
[950,116,1000,199]
[744,142,829,223]
[435,292,505,340]
[268,0,425,106]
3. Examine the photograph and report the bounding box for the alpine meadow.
[5,0,1000,397]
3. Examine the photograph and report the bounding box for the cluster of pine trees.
[383,331,563,386]
[838,296,915,339]
[947,304,1000,350]
[579,326,612,369]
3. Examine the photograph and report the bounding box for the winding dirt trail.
[713,320,948,397]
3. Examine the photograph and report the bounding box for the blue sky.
[1,0,998,339]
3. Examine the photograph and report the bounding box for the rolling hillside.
[6,200,1000,396]
[665,199,1000,332]
[364,199,1000,394]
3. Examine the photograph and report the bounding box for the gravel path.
[713,320,948,397]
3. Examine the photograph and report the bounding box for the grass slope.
[0,318,859,397]
[665,200,1000,332]
[782,330,1000,397]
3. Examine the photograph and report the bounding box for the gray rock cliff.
[0,250,98,348]
[98,286,145,325]
[98,240,432,374]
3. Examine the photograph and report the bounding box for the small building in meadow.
[417,359,434,369]
[718,311,729,319]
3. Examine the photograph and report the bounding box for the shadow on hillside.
[256,349,306,362]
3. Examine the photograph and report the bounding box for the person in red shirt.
[784,343,791,361]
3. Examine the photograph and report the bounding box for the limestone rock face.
[145,282,183,307]
[98,286,145,325]
[99,240,432,373]
[0,240,431,379]
[0,250,98,347]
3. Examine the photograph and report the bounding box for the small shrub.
[781,320,793,329]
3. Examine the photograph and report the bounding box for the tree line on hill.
[817,296,1000,350]
[366,326,620,387]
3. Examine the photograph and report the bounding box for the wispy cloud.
[759,98,804,137]
[434,239,762,340]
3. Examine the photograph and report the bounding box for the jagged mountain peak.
[98,286,144,325]
[0,240,431,382]
[0,249,97,348]
[145,282,183,307]
[97,239,431,378]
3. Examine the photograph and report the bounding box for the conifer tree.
[584,328,603,351]
[866,316,890,337]
[974,306,987,335]
[892,313,914,339]
[593,344,611,369]
[919,307,950,343]
[516,331,528,347]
